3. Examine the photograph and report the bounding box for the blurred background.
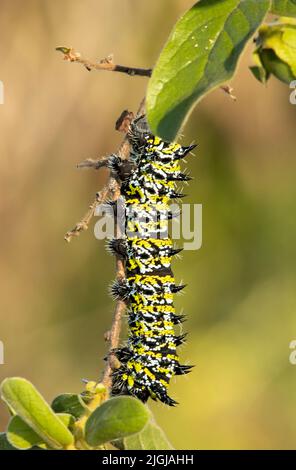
[0,0,296,450]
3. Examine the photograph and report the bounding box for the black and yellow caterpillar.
[108,116,195,406]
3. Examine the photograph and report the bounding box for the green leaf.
[115,420,174,450]
[1,377,74,449]
[85,396,150,447]
[249,65,269,83]
[57,413,75,430]
[252,22,296,83]
[7,416,44,450]
[249,48,270,83]
[271,0,296,17]
[0,432,17,450]
[51,393,86,419]
[261,23,296,73]
[7,414,74,450]
[260,48,295,83]
[147,0,270,141]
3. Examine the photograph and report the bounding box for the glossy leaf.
[1,377,74,449]
[85,396,150,447]
[147,0,270,141]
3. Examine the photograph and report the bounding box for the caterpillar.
[107,116,195,406]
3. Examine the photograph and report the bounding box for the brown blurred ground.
[0,0,296,450]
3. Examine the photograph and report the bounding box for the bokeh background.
[0,0,296,450]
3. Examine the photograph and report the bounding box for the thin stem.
[56,47,152,77]
[56,47,235,99]
[63,88,145,391]
[64,187,109,242]
[113,64,152,77]
[64,109,139,242]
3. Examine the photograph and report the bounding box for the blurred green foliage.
[0,0,296,450]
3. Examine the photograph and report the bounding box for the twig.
[64,107,141,242]
[56,47,236,101]
[62,98,143,392]
[101,170,125,388]
[64,187,109,242]
[102,100,146,388]
[56,47,152,77]
[102,297,126,388]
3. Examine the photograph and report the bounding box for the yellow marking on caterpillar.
[159,379,169,388]
[128,274,174,284]
[130,328,174,337]
[128,376,134,388]
[130,305,175,315]
[144,368,156,381]
[157,367,171,375]
[134,362,143,373]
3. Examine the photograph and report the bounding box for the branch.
[64,186,109,242]
[102,100,145,389]
[56,47,152,77]
[64,92,145,392]
[56,47,236,100]
[102,295,126,388]
[101,169,125,389]
[64,109,138,242]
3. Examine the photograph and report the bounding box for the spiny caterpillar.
[108,116,195,406]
